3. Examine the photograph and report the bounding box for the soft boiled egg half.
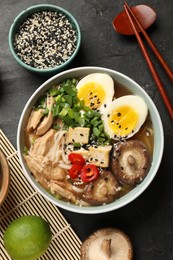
[76,73,114,112]
[102,95,148,139]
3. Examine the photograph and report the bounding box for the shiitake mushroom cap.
[111,140,151,185]
[82,171,121,206]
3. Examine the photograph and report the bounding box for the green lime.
[4,215,52,260]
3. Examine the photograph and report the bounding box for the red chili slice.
[68,153,85,165]
[80,164,100,183]
[69,163,84,179]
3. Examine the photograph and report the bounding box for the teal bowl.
[8,4,81,76]
[17,66,164,214]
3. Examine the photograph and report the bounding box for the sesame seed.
[117,112,121,117]
[13,11,77,69]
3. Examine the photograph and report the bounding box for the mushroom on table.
[81,228,133,260]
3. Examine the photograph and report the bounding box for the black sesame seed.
[104,104,107,108]
[13,11,77,69]
[80,133,84,136]
[107,114,110,118]
[117,113,121,117]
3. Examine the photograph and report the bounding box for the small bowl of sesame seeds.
[8,4,81,75]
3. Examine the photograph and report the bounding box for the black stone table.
[1,0,173,259]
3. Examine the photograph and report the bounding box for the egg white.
[102,95,148,139]
[76,73,114,112]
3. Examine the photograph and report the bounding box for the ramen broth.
[24,76,154,206]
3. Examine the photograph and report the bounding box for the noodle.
[46,130,70,169]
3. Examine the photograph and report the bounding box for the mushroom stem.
[127,155,135,166]
[101,238,112,258]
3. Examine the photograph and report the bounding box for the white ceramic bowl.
[17,67,164,214]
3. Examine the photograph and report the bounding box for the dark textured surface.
[0,0,173,259]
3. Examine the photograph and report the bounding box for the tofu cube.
[68,127,90,144]
[88,145,112,167]
[72,150,90,160]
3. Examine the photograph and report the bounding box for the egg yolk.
[108,106,138,137]
[77,83,106,109]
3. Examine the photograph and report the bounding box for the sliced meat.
[24,154,66,181]
[30,129,56,157]
[111,140,151,185]
[26,109,45,133]
[81,228,133,260]
[48,180,79,204]
[83,171,121,205]
[36,96,55,136]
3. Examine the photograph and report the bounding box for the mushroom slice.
[81,228,133,260]
[111,140,151,185]
[83,171,121,206]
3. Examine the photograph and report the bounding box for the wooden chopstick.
[124,2,173,120]
[124,2,173,83]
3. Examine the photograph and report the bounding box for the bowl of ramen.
[0,150,10,205]
[17,67,164,214]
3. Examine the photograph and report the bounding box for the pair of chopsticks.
[124,2,173,120]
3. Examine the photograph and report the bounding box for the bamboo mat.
[0,129,82,260]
